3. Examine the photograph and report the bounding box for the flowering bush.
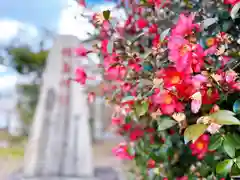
[74,0,240,179]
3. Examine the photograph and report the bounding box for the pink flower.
[190,92,202,114]
[103,53,118,69]
[121,82,132,93]
[224,0,240,6]
[75,46,91,56]
[101,39,109,55]
[77,0,86,7]
[105,65,126,80]
[147,0,170,7]
[112,143,134,160]
[87,92,95,103]
[111,116,123,125]
[75,67,87,85]
[128,62,142,72]
[151,90,183,115]
[171,13,199,37]
[168,36,192,72]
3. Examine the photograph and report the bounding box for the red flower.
[201,88,220,105]
[175,81,197,100]
[129,128,144,141]
[136,18,148,29]
[190,134,209,160]
[149,24,158,34]
[147,159,156,168]
[152,34,160,48]
[75,67,87,85]
[157,67,186,88]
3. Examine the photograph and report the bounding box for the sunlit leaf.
[231,2,240,19]
[223,136,236,158]
[103,10,111,20]
[184,124,208,144]
[121,96,135,103]
[210,110,240,125]
[160,28,170,42]
[208,136,223,151]
[107,40,113,54]
[135,101,149,117]
[236,156,240,169]
[157,116,177,131]
[202,18,218,29]
[216,159,234,175]
[233,99,240,114]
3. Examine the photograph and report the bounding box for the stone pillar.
[23,35,97,180]
[93,97,104,140]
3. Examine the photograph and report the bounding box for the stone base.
[10,167,123,180]
[22,177,98,180]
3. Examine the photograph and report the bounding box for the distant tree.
[7,45,48,83]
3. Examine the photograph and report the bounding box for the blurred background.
[0,0,126,179]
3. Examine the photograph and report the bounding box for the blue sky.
[0,0,113,31]
[0,0,118,129]
[0,0,119,46]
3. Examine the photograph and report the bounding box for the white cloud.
[57,0,126,40]
[0,19,38,45]
[58,0,95,40]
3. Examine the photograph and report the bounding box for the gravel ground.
[0,157,23,180]
[2,140,125,180]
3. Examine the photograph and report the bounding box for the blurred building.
[0,64,33,136]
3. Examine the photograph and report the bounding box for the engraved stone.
[23,35,97,180]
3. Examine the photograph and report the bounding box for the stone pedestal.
[23,35,96,180]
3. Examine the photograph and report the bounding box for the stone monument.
[23,35,96,180]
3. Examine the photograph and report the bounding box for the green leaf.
[103,10,111,20]
[232,133,240,149]
[121,96,135,103]
[160,28,170,41]
[233,99,240,114]
[135,101,149,117]
[184,124,208,144]
[202,18,218,29]
[216,159,234,175]
[210,110,240,125]
[222,21,233,32]
[236,156,240,169]
[107,40,113,54]
[223,136,236,158]
[231,2,240,19]
[157,116,177,131]
[208,136,223,151]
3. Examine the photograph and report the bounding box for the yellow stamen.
[206,38,215,47]
[164,94,172,104]
[171,76,180,84]
[196,142,204,150]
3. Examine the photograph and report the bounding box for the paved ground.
[1,139,126,180]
